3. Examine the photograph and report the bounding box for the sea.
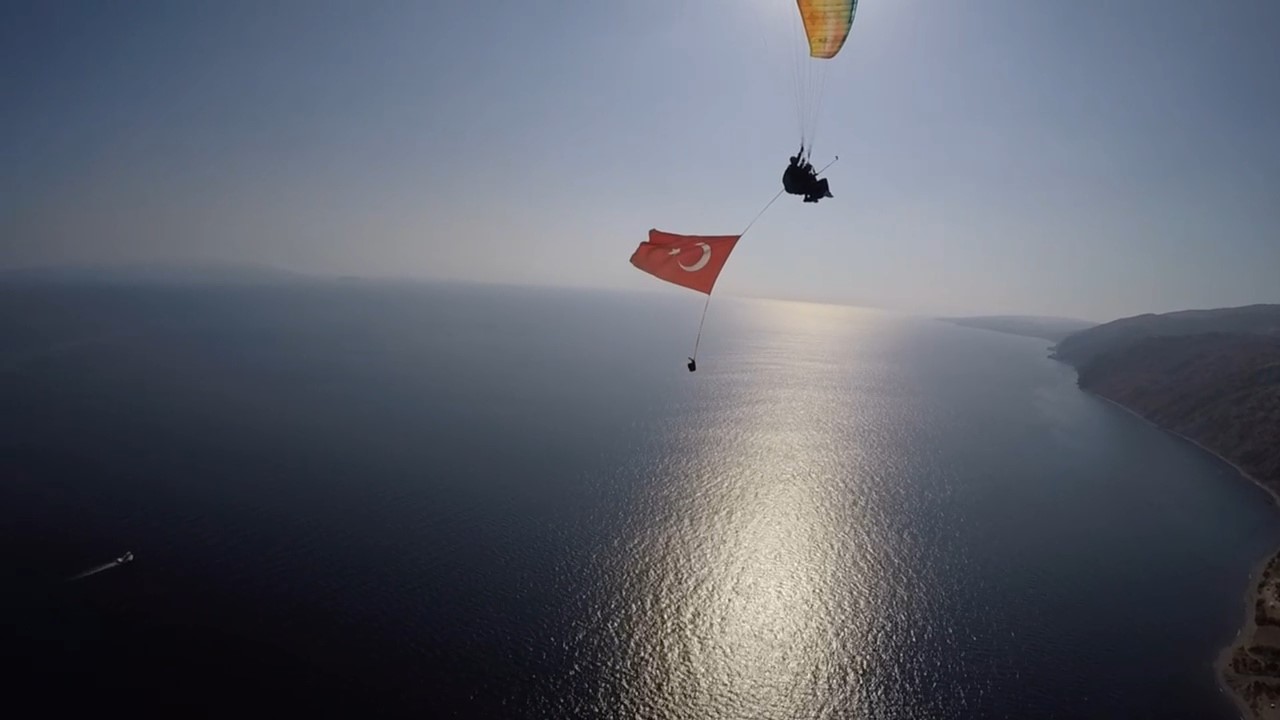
[0,279,1275,719]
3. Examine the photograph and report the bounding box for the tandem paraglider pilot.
[782,146,833,203]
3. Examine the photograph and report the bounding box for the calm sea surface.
[1,281,1275,718]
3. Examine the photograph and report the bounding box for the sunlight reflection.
[613,300,898,718]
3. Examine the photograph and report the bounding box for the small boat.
[116,551,134,564]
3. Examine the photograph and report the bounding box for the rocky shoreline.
[1218,550,1280,720]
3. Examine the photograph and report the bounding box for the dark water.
[1,281,1276,718]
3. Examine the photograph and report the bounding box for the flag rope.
[690,187,788,367]
[741,187,787,237]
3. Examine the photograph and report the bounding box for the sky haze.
[4,0,1278,321]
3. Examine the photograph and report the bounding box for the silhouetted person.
[783,153,807,196]
[803,176,833,203]
[782,145,833,203]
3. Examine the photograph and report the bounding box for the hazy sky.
[4,0,1278,320]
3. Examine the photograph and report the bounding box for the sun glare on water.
[603,301,913,718]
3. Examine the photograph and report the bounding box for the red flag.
[629,229,741,295]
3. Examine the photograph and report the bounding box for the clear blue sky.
[4,0,1278,321]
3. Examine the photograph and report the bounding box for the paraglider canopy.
[777,0,860,157]
[797,0,858,59]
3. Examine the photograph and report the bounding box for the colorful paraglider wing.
[797,0,857,59]
[629,229,740,295]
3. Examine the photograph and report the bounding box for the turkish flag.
[629,229,741,295]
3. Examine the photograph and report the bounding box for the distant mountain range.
[1051,304,1280,493]
[0,261,315,286]
[938,315,1098,342]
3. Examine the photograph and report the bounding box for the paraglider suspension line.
[689,187,787,366]
[691,292,713,362]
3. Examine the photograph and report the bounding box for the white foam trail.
[67,561,119,582]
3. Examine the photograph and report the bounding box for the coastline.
[1085,392,1278,505]
[1216,550,1280,720]
[1082,387,1280,720]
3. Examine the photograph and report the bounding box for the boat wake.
[67,552,134,582]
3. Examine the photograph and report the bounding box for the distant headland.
[938,315,1097,343]
[1049,304,1280,498]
